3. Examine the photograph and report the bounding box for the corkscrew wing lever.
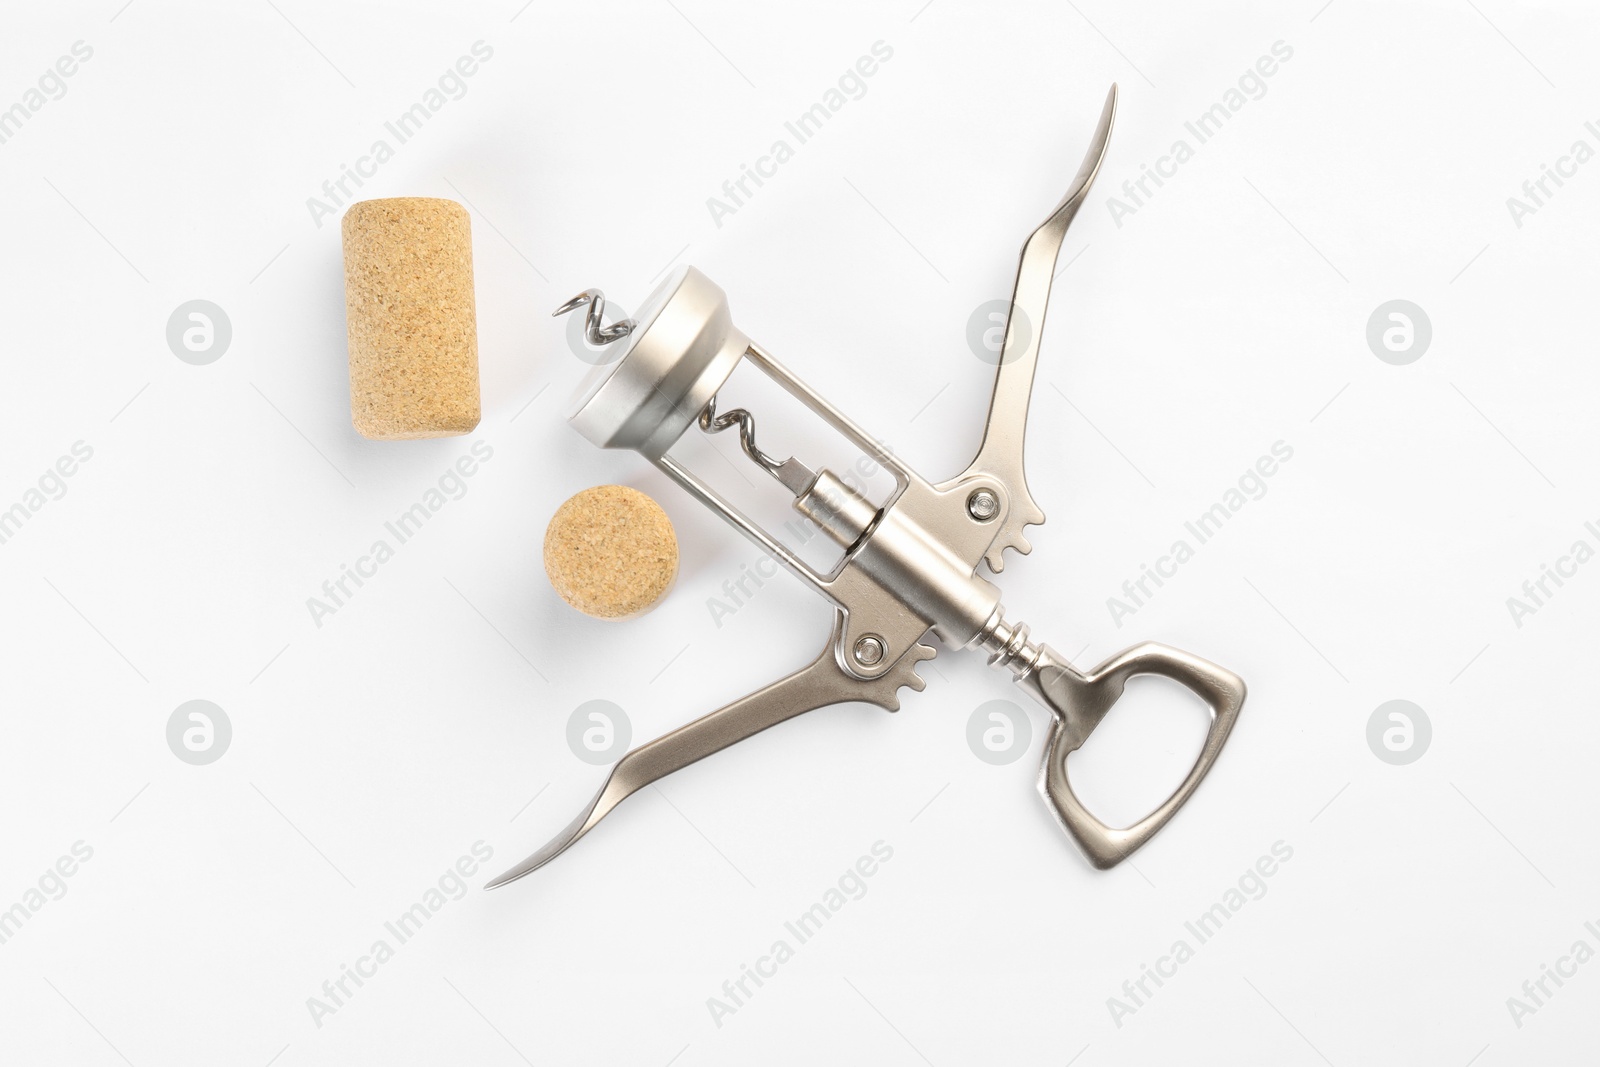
[944,82,1117,573]
[487,616,934,889]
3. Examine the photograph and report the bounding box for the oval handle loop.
[1033,642,1245,869]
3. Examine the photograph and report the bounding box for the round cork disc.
[543,486,679,620]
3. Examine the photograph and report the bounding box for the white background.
[2,0,1597,1063]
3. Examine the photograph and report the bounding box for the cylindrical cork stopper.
[544,486,679,620]
[342,197,481,439]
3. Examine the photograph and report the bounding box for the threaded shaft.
[972,609,1044,679]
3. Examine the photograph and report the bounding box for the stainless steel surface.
[552,288,636,346]
[966,488,1000,522]
[697,395,781,473]
[972,612,1245,869]
[697,394,816,493]
[793,470,878,549]
[852,635,885,667]
[566,266,748,459]
[497,85,1246,887]
[486,616,935,889]
[1031,643,1243,869]
[943,83,1117,574]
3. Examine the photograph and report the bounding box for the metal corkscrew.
[553,288,636,345]
[490,85,1244,889]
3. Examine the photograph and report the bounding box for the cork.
[544,486,679,620]
[342,197,480,439]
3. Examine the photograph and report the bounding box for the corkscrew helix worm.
[553,288,636,346]
[696,396,787,478]
[495,85,1246,889]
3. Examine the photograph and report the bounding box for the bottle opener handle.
[1026,643,1245,869]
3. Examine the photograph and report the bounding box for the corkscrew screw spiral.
[697,394,784,477]
[552,289,636,345]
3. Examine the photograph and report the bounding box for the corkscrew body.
[490,85,1245,889]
